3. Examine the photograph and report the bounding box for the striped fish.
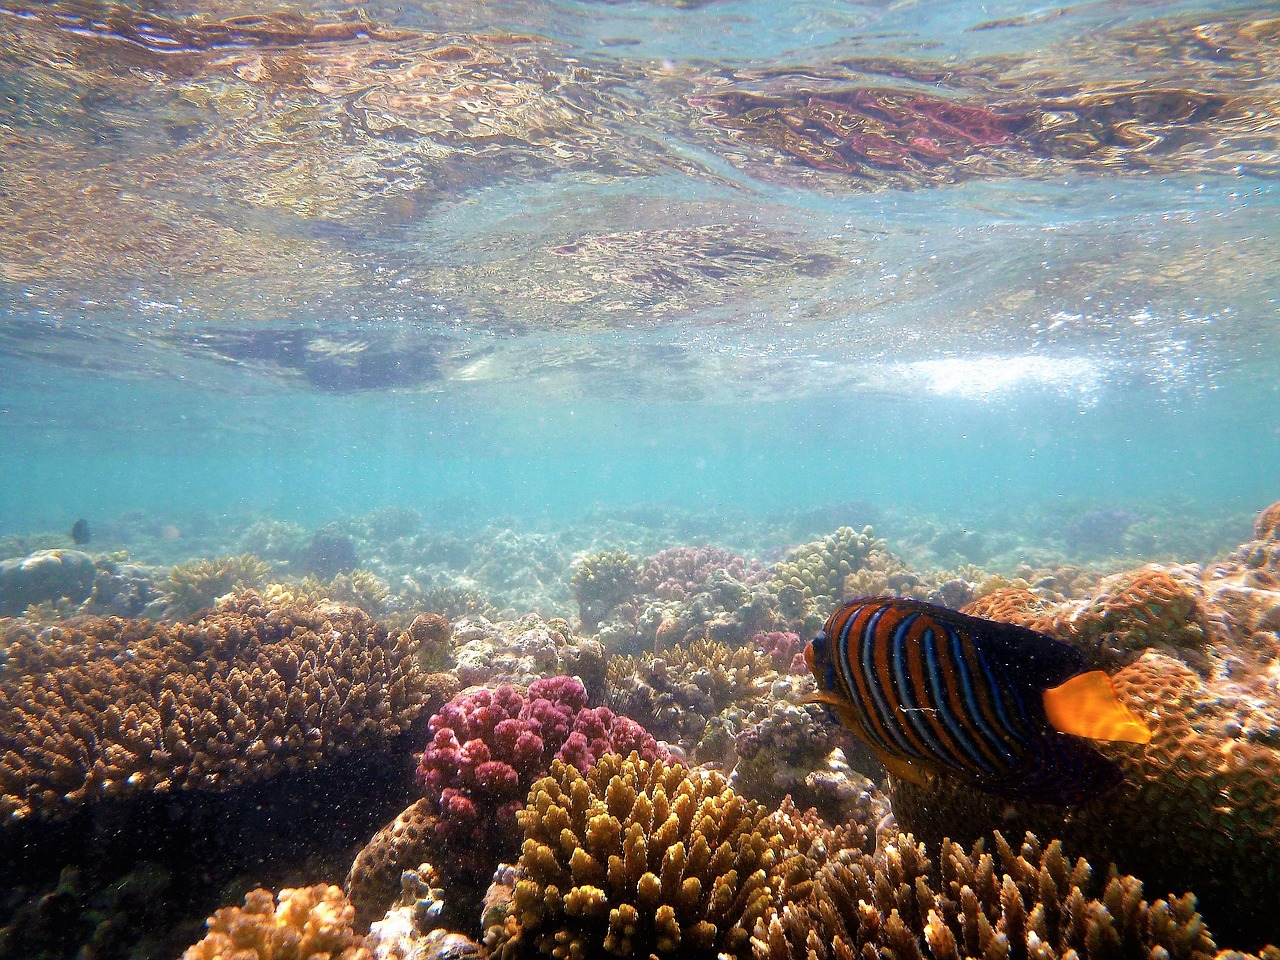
[806,597,1152,805]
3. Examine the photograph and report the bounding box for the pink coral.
[639,546,767,601]
[754,630,805,672]
[415,676,665,876]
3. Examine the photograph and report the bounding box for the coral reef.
[451,615,606,696]
[363,863,482,960]
[754,828,1232,960]
[415,678,665,881]
[165,554,272,619]
[1254,500,1280,542]
[486,752,809,959]
[0,591,430,820]
[303,532,360,580]
[770,527,881,634]
[606,639,776,751]
[0,549,98,616]
[639,547,768,602]
[346,799,439,933]
[571,550,641,631]
[182,884,372,960]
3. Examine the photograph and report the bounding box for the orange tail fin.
[1043,670,1153,744]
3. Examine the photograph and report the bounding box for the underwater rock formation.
[0,591,430,820]
[181,884,372,960]
[0,549,97,616]
[486,752,808,959]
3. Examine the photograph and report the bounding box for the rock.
[0,549,97,615]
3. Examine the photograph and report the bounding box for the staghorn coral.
[753,828,1233,960]
[0,591,429,820]
[182,884,372,960]
[415,677,666,883]
[487,752,811,960]
[571,550,641,632]
[166,554,272,619]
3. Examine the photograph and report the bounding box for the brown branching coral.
[182,884,372,960]
[0,591,430,820]
[753,829,1226,960]
[487,752,811,960]
[166,554,272,618]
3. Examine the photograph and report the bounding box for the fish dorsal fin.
[1043,670,1153,744]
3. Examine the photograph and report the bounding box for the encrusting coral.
[486,752,811,960]
[181,884,372,960]
[0,591,431,820]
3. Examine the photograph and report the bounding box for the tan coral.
[182,884,372,960]
[345,799,439,933]
[487,752,810,959]
[753,828,1235,960]
[166,554,272,618]
[1255,501,1280,542]
[0,591,431,820]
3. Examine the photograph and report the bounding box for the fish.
[806,596,1152,805]
[70,518,91,545]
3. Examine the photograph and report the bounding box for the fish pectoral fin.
[1043,670,1153,745]
[877,751,935,788]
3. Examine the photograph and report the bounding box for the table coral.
[753,828,1234,960]
[0,591,429,820]
[182,884,372,960]
[487,752,811,960]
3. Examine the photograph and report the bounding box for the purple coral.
[754,630,805,673]
[416,676,666,865]
[639,546,767,601]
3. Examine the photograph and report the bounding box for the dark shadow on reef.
[0,743,423,960]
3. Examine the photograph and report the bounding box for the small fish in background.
[807,596,1152,805]
[70,518,91,544]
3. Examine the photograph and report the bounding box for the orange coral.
[182,884,372,960]
[961,586,1052,627]
[0,592,430,820]
[1255,501,1280,542]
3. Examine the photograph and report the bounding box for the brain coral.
[487,752,811,960]
[182,884,371,960]
[0,591,429,820]
[345,798,438,933]
[753,828,1234,960]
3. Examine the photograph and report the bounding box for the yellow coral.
[166,554,271,618]
[488,753,808,959]
[182,884,372,960]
